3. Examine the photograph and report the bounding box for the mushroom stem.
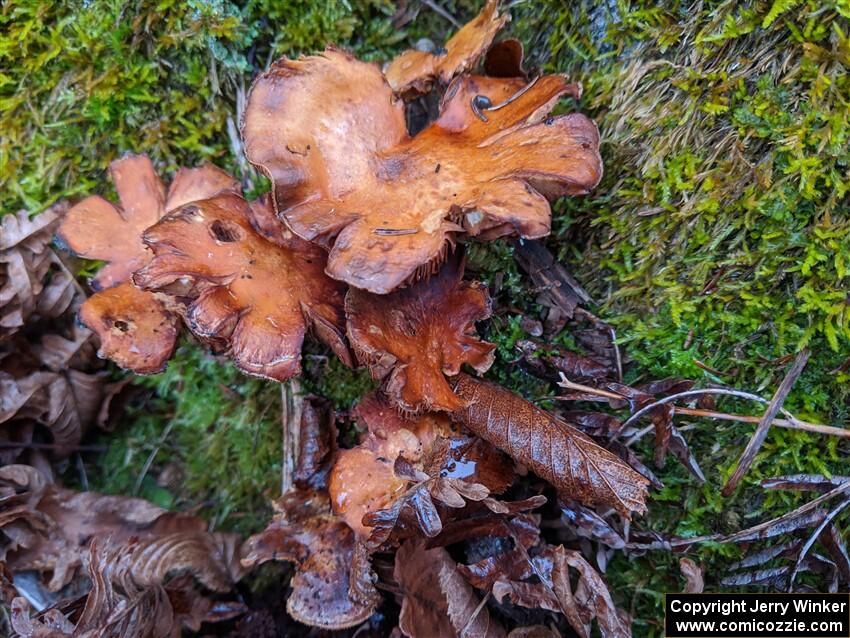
[281,379,303,495]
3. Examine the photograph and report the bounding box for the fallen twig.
[673,406,849,439]
[615,388,808,434]
[722,348,810,496]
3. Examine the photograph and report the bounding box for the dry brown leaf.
[457,515,542,591]
[506,627,560,638]
[491,545,631,638]
[395,540,505,638]
[384,0,508,98]
[451,374,649,518]
[241,489,379,630]
[11,537,246,638]
[134,193,351,381]
[1,203,75,339]
[0,331,115,462]
[0,465,242,593]
[346,256,494,413]
[57,156,240,373]
[552,547,631,638]
[243,47,601,293]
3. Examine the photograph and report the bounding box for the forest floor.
[2,0,849,635]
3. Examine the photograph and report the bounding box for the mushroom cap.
[57,155,167,291]
[241,489,378,630]
[242,48,602,294]
[135,194,350,382]
[79,281,179,374]
[329,393,455,539]
[56,157,241,374]
[384,0,508,99]
[345,255,495,414]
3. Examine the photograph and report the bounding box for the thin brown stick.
[722,348,810,496]
[280,379,303,496]
[616,388,807,433]
[557,374,622,401]
[674,406,850,439]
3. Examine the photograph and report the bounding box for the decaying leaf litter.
[1,1,849,636]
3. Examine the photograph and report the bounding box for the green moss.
[80,342,284,535]
[301,354,378,412]
[507,0,850,417]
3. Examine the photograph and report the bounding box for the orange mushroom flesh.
[134,194,351,382]
[78,282,180,375]
[345,255,495,414]
[384,0,508,99]
[243,45,602,294]
[57,156,240,373]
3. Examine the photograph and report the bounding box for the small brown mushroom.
[329,392,456,539]
[243,45,602,294]
[328,392,515,545]
[241,489,379,630]
[134,194,351,382]
[345,256,494,414]
[385,0,508,99]
[57,155,241,373]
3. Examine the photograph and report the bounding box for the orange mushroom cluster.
[39,2,655,633]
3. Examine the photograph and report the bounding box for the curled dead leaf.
[346,256,494,413]
[385,0,508,98]
[0,333,120,462]
[0,465,241,594]
[394,540,505,638]
[11,537,246,638]
[452,374,649,518]
[1,203,75,339]
[491,545,631,638]
[243,46,601,293]
[134,194,351,381]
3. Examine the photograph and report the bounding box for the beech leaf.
[395,540,505,638]
[451,375,649,518]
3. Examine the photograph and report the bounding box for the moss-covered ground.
[3,0,849,635]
